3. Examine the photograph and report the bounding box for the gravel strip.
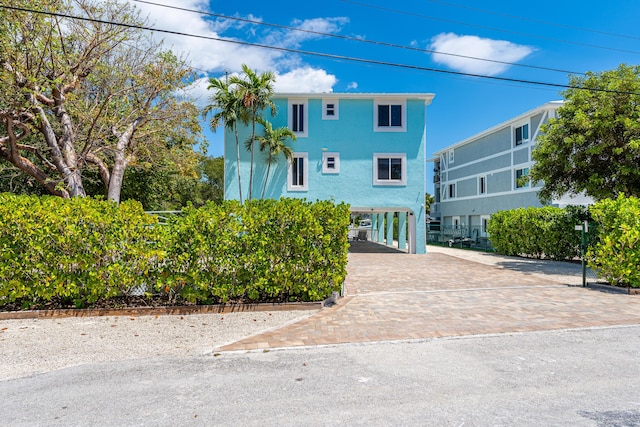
[0,310,317,381]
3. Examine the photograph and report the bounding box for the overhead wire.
[2,4,639,96]
[340,0,640,56]
[131,0,583,76]
[427,0,640,42]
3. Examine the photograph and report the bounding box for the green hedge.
[487,206,590,259]
[0,194,350,309]
[159,198,350,303]
[587,195,640,288]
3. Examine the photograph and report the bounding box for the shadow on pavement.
[348,241,406,254]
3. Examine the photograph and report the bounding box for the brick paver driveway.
[218,243,640,351]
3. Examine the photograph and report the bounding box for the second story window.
[448,183,456,198]
[515,167,530,189]
[373,153,406,185]
[479,176,487,194]
[288,152,308,191]
[514,123,529,146]
[288,99,308,137]
[322,152,340,174]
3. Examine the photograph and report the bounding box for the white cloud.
[129,1,342,91]
[346,82,358,90]
[429,33,534,76]
[274,68,337,93]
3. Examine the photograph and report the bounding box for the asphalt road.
[2,325,640,426]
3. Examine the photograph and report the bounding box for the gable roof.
[432,101,563,156]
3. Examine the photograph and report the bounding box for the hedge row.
[487,206,590,260]
[588,195,640,288]
[0,194,350,309]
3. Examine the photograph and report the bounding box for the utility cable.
[2,4,639,96]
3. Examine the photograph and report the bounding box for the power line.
[131,0,584,76]
[427,0,640,42]
[341,0,640,56]
[2,4,639,96]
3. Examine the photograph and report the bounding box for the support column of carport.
[386,212,394,247]
[398,211,407,250]
[377,213,385,243]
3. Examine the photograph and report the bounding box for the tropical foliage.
[588,195,640,288]
[531,64,640,202]
[0,194,350,309]
[0,0,202,202]
[487,206,591,260]
[204,64,280,202]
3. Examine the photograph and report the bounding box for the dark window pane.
[377,158,390,180]
[292,157,299,185]
[298,104,304,132]
[297,158,304,185]
[378,105,390,127]
[515,126,522,145]
[292,105,299,132]
[523,124,529,140]
[390,105,402,127]
[390,158,402,179]
[327,157,335,168]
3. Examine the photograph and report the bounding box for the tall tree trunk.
[248,115,256,200]
[234,125,243,204]
[262,160,271,199]
[55,100,86,197]
[107,118,142,203]
[33,102,86,197]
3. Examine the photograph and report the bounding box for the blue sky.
[130,0,640,194]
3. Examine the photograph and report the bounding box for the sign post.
[574,221,588,287]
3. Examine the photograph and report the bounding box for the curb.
[0,301,323,320]
[585,282,640,295]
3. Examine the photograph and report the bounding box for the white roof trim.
[273,92,435,105]
[432,101,563,156]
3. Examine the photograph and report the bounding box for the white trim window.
[322,99,339,120]
[448,149,455,164]
[322,152,340,174]
[288,152,308,191]
[478,175,487,195]
[288,99,308,137]
[448,183,456,199]
[374,99,406,132]
[373,153,406,185]
[514,122,529,146]
[515,167,530,189]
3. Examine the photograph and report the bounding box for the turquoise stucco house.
[225,93,435,254]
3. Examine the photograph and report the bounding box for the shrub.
[587,195,640,288]
[159,198,350,303]
[487,206,589,259]
[0,194,160,308]
[0,194,350,309]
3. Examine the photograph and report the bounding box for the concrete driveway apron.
[217,243,640,351]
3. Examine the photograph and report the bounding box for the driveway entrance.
[218,244,640,351]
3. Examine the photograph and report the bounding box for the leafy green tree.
[252,118,296,199]
[199,155,224,204]
[0,0,201,202]
[231,65,276,200]
[531,64,640,202]
[425,193,434,214]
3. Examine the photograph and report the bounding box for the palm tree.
[231,64,276,200]
[202,77,247,203]
[252,117,296,199]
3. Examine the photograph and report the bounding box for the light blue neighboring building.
[429,101,592,245]
[225,93,435,254]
